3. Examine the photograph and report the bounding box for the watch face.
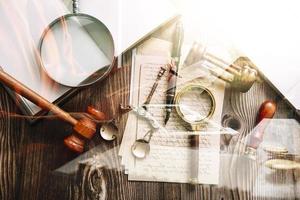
[176,85,215,124]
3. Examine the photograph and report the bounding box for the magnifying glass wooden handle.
[247,100,277,150]
[256,100,277,124]
[0,69,96,153]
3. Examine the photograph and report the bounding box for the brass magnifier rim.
[174,84,216,130]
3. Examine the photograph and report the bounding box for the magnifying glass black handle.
[73,0,79,13]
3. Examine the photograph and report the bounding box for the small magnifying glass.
[38,0,115,87]
[131,129,154,159]
[124,106,160,159]
[175,84,215,131]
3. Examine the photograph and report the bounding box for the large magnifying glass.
[38,0,115,87]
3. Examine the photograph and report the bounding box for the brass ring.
[175,84,215,131]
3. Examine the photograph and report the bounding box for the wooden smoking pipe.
[0,69,104,153]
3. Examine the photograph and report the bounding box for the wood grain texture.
[0,86,21,200]
[0,38,299,200]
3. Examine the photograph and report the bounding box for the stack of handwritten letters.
[119,37,229,184]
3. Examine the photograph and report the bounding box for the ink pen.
[164,20,184,125]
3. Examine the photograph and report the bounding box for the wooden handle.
[0,70,77,125]
[256,100,277,124]
[248,100,277,149]
[190,135,199,184]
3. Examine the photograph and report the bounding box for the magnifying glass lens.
[178,87,213,122]
[40,14,115,87]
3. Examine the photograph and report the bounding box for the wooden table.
[0,29,299,200]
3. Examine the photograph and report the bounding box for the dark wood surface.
[0,38,299,200]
